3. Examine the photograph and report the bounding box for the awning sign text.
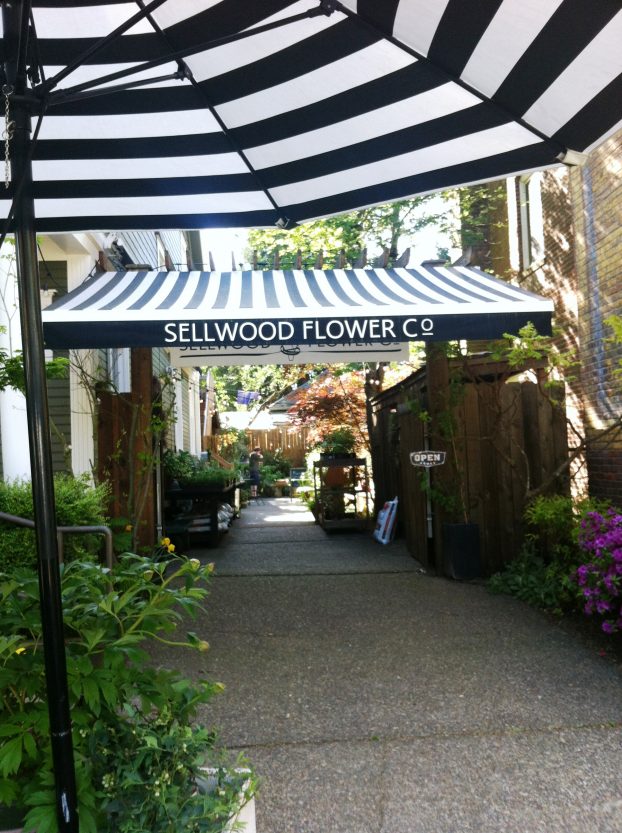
[163,316,435,346]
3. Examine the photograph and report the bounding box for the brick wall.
[569,130,622,506]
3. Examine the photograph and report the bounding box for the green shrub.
[0,475,109,573]
[161,449,198,482]
[488,542,578,614]
[261,449,291,477]
[488,494,611,615]
[0,552,256,832]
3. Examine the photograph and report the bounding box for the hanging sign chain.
[2,85,14,189]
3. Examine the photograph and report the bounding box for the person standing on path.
[249,446,263,498]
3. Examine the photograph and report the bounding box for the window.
[518,173,544,270]
[107,347,131,393]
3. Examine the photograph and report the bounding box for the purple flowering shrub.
[575,509,622,634]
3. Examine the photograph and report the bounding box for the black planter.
[442,522,481,580]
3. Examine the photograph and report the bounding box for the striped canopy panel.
[1,0,621,231]
[42,264,554,350]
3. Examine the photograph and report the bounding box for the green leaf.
[23,802,59,833]
[0,736,23,776]
[0,776,18,804]
[81,676,101,715]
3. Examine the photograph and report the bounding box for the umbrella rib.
[109,0,310,227]
[332,1,567,158]
[38,0,170,95]
[43,3,332,105]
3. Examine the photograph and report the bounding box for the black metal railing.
[0,511,114,569]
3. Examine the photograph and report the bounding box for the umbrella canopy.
[2,0,622,232]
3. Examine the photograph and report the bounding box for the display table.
[164,481,243,548]
[313,457,370,531]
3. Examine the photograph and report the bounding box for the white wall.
[0,239,31,480]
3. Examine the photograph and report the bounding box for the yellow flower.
[15,646,26,655]
[167,543,176,553]
[161,537,171,546]
[124,524,132,532]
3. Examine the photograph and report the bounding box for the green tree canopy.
[246,198,444,269]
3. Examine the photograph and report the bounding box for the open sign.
[410,451,446,468]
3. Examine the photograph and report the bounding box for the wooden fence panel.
[371,371,568,576]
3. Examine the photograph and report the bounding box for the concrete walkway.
[162,498,622,833]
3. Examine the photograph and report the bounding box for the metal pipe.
[2,3,78,830]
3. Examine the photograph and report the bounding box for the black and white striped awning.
[42,265,553,357]
[2,1,622,231]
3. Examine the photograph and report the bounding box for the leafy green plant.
[0,474,110,572]
[0,552,255,833]
[488,542,577,614]
[161,449,199,482]
[317,427,357,456]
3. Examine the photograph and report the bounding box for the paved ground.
[155,498,622,833]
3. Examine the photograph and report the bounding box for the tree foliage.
[246,197,443,268]
[288,368,369,451]
[210,363,314,411]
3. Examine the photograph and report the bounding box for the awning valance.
[42,264,553,360]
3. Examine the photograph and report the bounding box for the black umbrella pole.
[7,12,79,832]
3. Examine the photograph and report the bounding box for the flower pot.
[198,768,256,833]
[442,522,481,580]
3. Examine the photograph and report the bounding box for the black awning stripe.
[380,269,447,305]
[228,61,445,150]
[282,271,307,309]
[419,265,512,304]
[341,272,389,306]
[127,272,169,311]
[304,272,334,308]
[492,0,621,118]
[453,266,544,302]
[186,272,212,310]
[352,269,420,306]
[322,271,361,308]
[100,271,151,310]
[239,273,253,309]
[262,272,279,308]
[392,268,471,304]
[212,272,232,309]
[255,104,507,188]
[156,272,191,310]
[73,271,132,311]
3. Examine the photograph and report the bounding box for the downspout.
[2,3,78,831]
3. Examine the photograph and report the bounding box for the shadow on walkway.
[160,498,622,833]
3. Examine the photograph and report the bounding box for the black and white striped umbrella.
[2,0,621,231]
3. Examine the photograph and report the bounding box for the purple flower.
[602,621,615,634]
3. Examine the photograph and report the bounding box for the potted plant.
[0,548,256,833]
[317,427,357,460]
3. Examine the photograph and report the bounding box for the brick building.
[460,133,622,506]
[569,130,622,505]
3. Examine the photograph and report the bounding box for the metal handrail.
[0,511,114,569]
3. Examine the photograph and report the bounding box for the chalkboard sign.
[289,467,305,484]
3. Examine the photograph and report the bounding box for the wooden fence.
[371,359,568,575]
